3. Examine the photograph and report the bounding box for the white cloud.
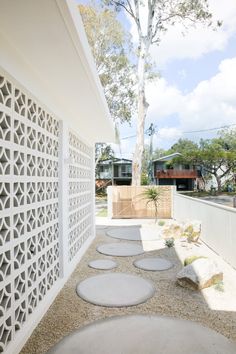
[146,57,236,136]
[111,136,135,159]
[114,57,236,151]
[180,57,236,130]
[127,0,236,66]
[158,127,182,140]
[146,79,183,119]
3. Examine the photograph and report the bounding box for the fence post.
[233,196,236,208]
[171,186,177,219]
[107,186,113,218]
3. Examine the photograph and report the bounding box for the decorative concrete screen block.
[0,71,60,353]
[68,131,93,261]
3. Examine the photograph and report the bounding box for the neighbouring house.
[152,153,202,191]
[96,158,132,189]
[0,1,115,354]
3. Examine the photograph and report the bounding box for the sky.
[79,0,236,159]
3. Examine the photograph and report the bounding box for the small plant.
[141,187,161,223]
[182,224,200,243]
[214,281,224,292]
[165,238,175,248]
[184,255,207,266]
[158,220,165,226]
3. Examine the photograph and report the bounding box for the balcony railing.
[156,169,198,179]
[98,172,112,179]
[114,172,132,178]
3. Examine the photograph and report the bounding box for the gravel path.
[21,225,236,354]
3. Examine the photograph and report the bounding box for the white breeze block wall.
[67,130,94,263]
[0,68,95,354]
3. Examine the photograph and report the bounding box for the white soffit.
[0,0,115,144]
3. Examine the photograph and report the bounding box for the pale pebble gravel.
[20,226,236,354]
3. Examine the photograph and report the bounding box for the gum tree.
[106,0,217,185]
[79,4,136,168]
[79,4,136,125]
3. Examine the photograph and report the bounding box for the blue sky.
[78,0,236,158]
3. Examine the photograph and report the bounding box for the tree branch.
[147,0,156,42]
[111,1,136,21]
[133,0,142,37]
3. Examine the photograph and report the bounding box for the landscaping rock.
[177,258,223,290]
[162,220,201,242]
[162,221,184,239]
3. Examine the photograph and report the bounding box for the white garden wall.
[173,193,236,269]
[0,68,95,354]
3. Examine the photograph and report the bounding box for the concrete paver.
[97,242,144,257]
[106,226,162,241]
[76,273,155,307]
[47,315,236,354]
[88,259,117,270]
[134,257,173,271]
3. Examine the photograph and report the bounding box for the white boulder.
[177,258,223,290]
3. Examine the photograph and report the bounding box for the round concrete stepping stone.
[47,315,236,354]
[106,226,160,241]
[134,257,173,271]
[96,225,108,230]
[106,227,142,241]
[76,273,155,307]
[97,243,144,257]
[88,259,117,270]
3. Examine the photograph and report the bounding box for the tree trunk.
[132,41,149,186]
[215,175,222,192]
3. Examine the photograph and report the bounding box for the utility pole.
[146,123,156,184]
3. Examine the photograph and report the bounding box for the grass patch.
[96,195,107,202]
[97,208,107,217]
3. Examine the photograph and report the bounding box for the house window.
[121,165,131,177]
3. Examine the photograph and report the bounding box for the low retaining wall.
[173,193,236,269]
[107,186,173,219]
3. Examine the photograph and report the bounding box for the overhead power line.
[121,134,136,140]
[183,123,236,134]
[120,123,236,140]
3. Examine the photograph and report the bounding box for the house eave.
[0,0,115,144]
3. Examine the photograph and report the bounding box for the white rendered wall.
[0,67,95,354]
[173,193,236,269]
